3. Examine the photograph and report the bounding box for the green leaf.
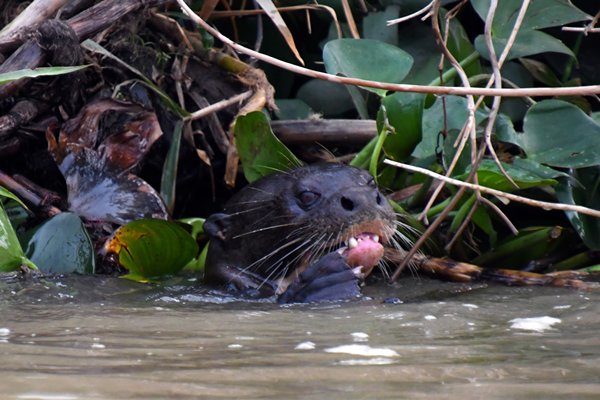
[235,111,302,182]
[472,226,565,268]
[296,79,354,118]
[0,65,89,85]
[397,17,480,85]
[274,99,313,120]
[471,0,589,32]
[105,219,198,281]
[474,31,574,61]
[379,92,425,161]
[363,5,400,46]
[179,217,205,241]
[442,128,472,175]
[519,58,563,87]
[472,206,497,247]
[522,100,600,168]
[471,0,588,60]
[0,186,28,210]
[414,96,486,159]
[25,213,94,274]
[323,38,413,97]
[456,159,558,192]
[395,22,443,85]
[0,202,36,272]
[555,167,600,250]
[160,120,183,214]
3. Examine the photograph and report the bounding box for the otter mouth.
[321,219,393,278]
[335,232,384,278]
[275,220,393,294]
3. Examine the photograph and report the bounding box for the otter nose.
[339,189,386,213]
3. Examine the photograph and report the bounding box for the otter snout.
[337,188,391,216]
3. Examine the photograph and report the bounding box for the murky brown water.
[1,275,599,399]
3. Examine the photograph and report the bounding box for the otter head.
[204,164,396,295]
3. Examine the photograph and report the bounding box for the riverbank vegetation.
[1,0,599,287]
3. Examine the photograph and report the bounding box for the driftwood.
[385,248,599,291]
[272,119,376,145]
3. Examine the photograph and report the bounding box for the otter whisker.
[241,235,309,274]
[304,230,335,267]
[252,230,323,276]
[275,232,328,274]
[377,259,391,280]
[225,204,275,216]
[232,222,302,239]
[256,233,325,288]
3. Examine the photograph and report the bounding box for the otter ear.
[203,213,232,242]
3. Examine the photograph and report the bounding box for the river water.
[1,275,599,399]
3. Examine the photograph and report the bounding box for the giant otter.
[203,163,397,303]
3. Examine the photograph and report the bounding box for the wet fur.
[204,164,416,298]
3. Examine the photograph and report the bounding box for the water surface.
[1,276,599,399]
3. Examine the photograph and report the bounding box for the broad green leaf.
[442,129,472,175]
[0,65,89,85]
[445,17,481,78]
[471,0,588,60]
[522,100,600,168]
[105,219,198,281]
[0,202,36,272]
[471,0,589,32]
[296,79,354,118]
[235,111,302,182]
[555,167,600,250]
[511,157,571,180]
[457,159,558,192]
[25,213,94,274]
[397,17,480,85]
[323,39,413,97]
[363,5,400,46]
[274,99,313,120]
[519,58,563,87]
[474,31,574,61]
[379,92,425,161]
[414,96,486,158]
[395,22,442,85]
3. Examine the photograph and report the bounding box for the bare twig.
[386,1,433,26]
[176,0,600,98]
[562,27,600,33]
[384,159,600,219]
[184,90,253,122]
[479,196,519,235]
[341,0,360,39]
[562,10,600,35]
[421,0,478,222]
[481,0,518,192]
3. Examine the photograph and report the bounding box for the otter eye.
[297,190,320,208]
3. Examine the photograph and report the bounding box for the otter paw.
[277,252,362,304]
